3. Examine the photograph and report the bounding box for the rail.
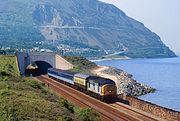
[36,75,164,121]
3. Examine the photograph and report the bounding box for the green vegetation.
[0,55,100,121]
[64,56,97,74]
[60,40,97,50]
[0,55,19,76]
[0,26,45,49]
[0,49,17,55]
[75,108,100,121]
[125,47,176,58]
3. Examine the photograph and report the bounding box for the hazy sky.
[99,0,180,53]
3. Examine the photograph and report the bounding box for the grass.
[0,55,100,121]
[0,55,19,76]
[0,77,76,121]
[64,56,97,74]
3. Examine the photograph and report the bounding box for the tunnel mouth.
[25,61,52,76]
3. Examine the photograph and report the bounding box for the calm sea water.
[95,57,180,111]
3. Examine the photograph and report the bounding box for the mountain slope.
[0,0,176,58]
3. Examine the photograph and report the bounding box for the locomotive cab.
[101,84,117,97]
[86,76,117,102]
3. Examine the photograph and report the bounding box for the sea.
[94,56,180,111]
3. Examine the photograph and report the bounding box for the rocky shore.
[91,66,155,96]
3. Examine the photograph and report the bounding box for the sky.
[99,0,180,53]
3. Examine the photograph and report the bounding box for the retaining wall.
[124,95,180,121]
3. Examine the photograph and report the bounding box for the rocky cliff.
[0,0,176,58]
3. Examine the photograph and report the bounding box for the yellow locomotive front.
[101,84,117,97]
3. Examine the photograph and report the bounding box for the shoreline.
[90,57,131,62]
[90,56,180,62]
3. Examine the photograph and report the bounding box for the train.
[47,68,117,102]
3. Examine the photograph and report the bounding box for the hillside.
[0,0,176,58]
[0,56,99,121]
[64,56,97,74]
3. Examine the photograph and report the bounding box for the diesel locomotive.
[47,68,117,102]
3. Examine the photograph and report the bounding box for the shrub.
[26,79,43,89]
[0,89,10,96]
[59,98,74,113]
[77,108,100,121]
[63,114,73,121]
[0,71,11,77]
[5,64,14,73]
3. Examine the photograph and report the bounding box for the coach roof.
[87,76,116,86]
[48,68,76,75]
[74,73,90,79]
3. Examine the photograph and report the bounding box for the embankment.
[120,95,180,121]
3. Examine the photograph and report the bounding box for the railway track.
[36,75,164,121]
[111,102,165,121]
[36,76,114,121]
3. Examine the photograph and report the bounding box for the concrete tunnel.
[25,61,52,76]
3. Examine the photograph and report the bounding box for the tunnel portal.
[26,61,52,76]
